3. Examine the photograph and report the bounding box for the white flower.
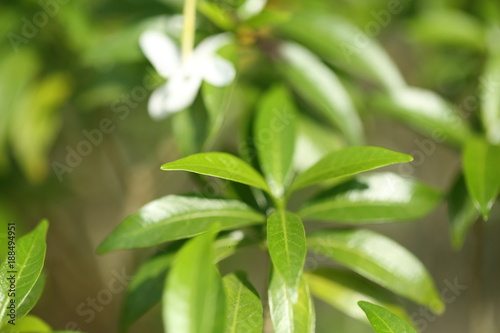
[139,30,236,120]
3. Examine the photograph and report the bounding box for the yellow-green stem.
[182,0,197,61]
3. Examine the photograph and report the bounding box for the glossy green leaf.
[307,229,444,313]
[292,277,315,333]
[448,174,480,250]
[0,220,48,328]
[255,85,297,199]
[358,301,417,333]
[480,53,500,144]
[277,41,363,145]
[120,232,252,332]
[278,13,406,91]
[410,10,486,51]
[98,195,264,253]
[17,272,46,320]
[269,270,314,333]
[223,272,263,333]
[298,172,441,222]
[374,87,472,146]
[305,269,406,322]
[161,153,270,192]
[293,115,345,173]
[268,269,294,333]
[463,137,500,219]
[164,227,225,333]
[267,210,306,299]
[291,147,412,192]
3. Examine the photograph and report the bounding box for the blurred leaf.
[161,152,270,192]
[463,137,500,219]
[98,195,264,253]
[298,172,442,223]
[277,41,363,145]
[164,226,225,333]
[0,220,48,328]
[199,1,235,30]
[290,147,412,192]
[222,272,263,333]
[480,53,500,144]
[307,229,444,314]
[278,13,406,91]
[293,115,345,173]
[411,10,486,51]
[358,301,417,333]
[4,315,51,333]
[373,87,472,146]
[10,73,71,183]
[119,243,180,333]
[305,268,407,322]
[267,210,306,300]
[0,50,39,171]
[448,174,480,250]
[255,85,297,199]
[292,277,315,333]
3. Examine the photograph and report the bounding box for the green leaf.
[161,153,270,192]
[291,147,412,192]
[373,87,472,146]
[463,137,500,219]
[269,270,314,333]
[293,115,345,173]
[448,174,480,250]
[298,172,441,223]
[307,229,444,314]
[278,13,406,91]
[267,210,306,299]
[98,195,265,253]
[4,315,51,333]
[164,226,225,333]
[292,277,315,333]
[305,269,407,322]
[17,272,46,320]
[255,85,297,198]
[480,53,500,144]
[120,232,252,332]
[119,243,180,333]
[268,269,294,333]
[0,220,48,328]
[358,301,417,333]
[223,272,263,333]
[202,81,235,150]
[410,9,486,51]
[198,1,235,30]
[277,41,363,145]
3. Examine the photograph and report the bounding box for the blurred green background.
[0,0,499,332]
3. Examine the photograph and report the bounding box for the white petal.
[139,30,181,78]
[147,70,202,120]
[238,0,267,19]
[201,56,236,87]
[193,33,233,59]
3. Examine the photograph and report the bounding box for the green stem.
[182,0,197,61]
